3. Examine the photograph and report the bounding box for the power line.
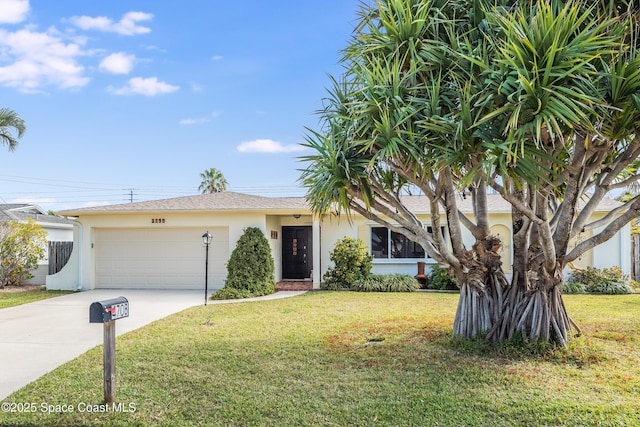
[0,172,308,211]
[123,188,138,203]
[0,174,195,193]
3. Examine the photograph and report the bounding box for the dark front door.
[282,226,312,279]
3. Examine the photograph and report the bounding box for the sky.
[0,0,363,212]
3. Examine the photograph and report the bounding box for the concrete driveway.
[0,289,305,400]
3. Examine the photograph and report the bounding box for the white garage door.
[94,227,228,289]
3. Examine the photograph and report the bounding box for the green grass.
[1,292,638,426]
[0,288,73,309]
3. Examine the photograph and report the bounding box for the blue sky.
[0,0,362,212]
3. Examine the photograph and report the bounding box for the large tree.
[198,167,228,194]
[0,107,26,151]
[301,0,640,345]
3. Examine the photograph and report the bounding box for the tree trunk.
[453,236,509,338]
[452,239,577,346]
[488,271,576,346]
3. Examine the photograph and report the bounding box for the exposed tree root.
[453,270,509,338]
[453,248,577,346]
[452,235,579,346]
[455,278,576,346]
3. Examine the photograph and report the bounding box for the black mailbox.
[90,296,129,323]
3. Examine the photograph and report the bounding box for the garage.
[94,227,228,289]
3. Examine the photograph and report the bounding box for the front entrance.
[282,226,312,279]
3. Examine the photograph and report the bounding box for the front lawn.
[0,287,73,309]
[1,292,638,426]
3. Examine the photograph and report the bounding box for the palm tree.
[0,108,26,151]
[198,168,228,194]
[301,0,640,345]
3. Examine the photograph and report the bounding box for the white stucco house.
[0,204,74,285]
[46,192,630,291]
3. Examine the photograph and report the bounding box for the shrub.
[561,282,586,294]
[0,220,47,288]
[320,280,346,291]
[210,287,255,300]
[566,266,633,294]
[589,281,634,295]
[427,265,457,290]
[566,267,595,287]
[352,274,420,292]
[216,227,275,299]
[322,237,373,289]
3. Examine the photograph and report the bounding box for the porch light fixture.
[202,231,212,305]
[293,214,301,219]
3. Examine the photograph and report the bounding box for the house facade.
[0,204,74,285]
[46,192,630,291]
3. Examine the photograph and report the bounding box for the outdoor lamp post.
[202,231,212,305]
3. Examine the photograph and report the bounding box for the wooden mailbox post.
[89,296,129,403]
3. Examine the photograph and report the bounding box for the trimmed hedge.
[211,227,275,300]
[352,274,420,292]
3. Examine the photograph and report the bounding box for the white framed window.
[370,226,444,259]
[371,226,425,259]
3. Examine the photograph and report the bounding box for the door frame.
[281,226,313,279]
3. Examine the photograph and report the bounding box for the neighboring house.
[47,192,630,291]
[0,204,74,285]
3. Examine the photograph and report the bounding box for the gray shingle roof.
[57,191,622,217]
[58,192,310,215]
[399,194,622,214]
[0,204,32,221]
[0,204,73,225]
[399,194,512,214]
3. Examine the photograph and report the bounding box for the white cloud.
[109,77,179,96]
[179,111,221,125]
[0,28,89,92]
[0,0,29,24]
[70,11,153,36]
[237,139,305,154]
[99,52,135,74]
[143,44,165,52]
[211,55,223,61]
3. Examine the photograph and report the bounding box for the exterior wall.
[312,219,321,287]
[319,215,358,280]
[317,214,463,279]
[47,206,631,291]
[316,211,634,282]
[566,213,631,276]
[570,229,594,270]
[592,222,630,273]
[23,265,48,286]
[47,211,268,290]
[44,226,74,242]
[487,213,513,274]
[265,215,283,282]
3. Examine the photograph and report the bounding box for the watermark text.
[1,401,136,414]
